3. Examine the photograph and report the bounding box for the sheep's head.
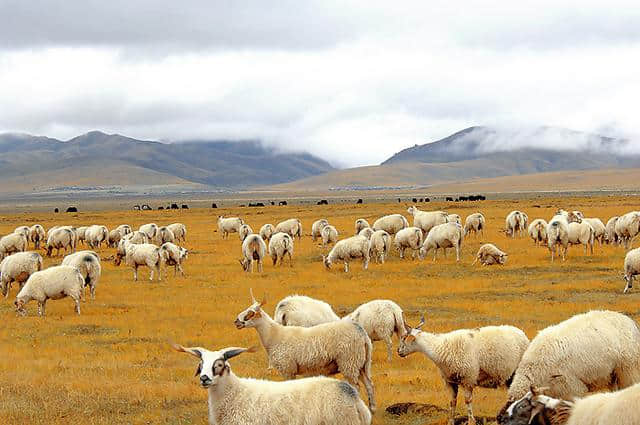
[173,343,255,389]
[238,258,249,272]
[406,206,416,215]
[567,211,582,223]
[499,253,508,264]
[497,387,568,425]
[397,316,425,357]
[179,248,188,261]
[234,289,266,329]
[14,299,27,316]
[322,255,332,269]
[418,246,428,260]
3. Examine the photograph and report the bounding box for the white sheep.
[369,230,390,264]
[115,224,132,237]
[583,218,606,245]
[622,247,640,294]
[107,229,122,248]
[399,316,529,425]
[155,226,176,245]
[528,219,548,246]
[358,227,374,240]
[323,235,370,272]
[115,239,162,281]
[29,224,46,250]
[274,218,303,240]
[372,213,409,235]
[321,224,339,247]
[235,292,376,412]
[547,215,569,262]
[394,226,423,259]
[0,232,28,260]
[173,344,372,425]
[268,232,294,266]
[138,223,158,240]
[472,243,507,266]
[419,222,464,261]
[615,211,640,250]
[273,295,340,327]
[505,211,526,238]
[447,213,461,224]
[355,218,370,235]
[463,213,485,237]
[238,224,253,242]
[0,251,43,298]
[406,206,448,236]
[14,265,85,317]
[311,219,329,241]
[259,223,275,241]
[166,223,187,242]
[344,300,406,362]
[239,234,267,273]
[45,228,75,257]
[14,226,30,241]
[85,225,108,249]
[567,221,595,255]
[62,250,101,299]
[75,226,88,245]
[159,242,188,277]
[605,216,619,245]
[123,230,149,244]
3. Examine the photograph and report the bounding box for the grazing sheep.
[45,228,75,257]
[268,232,294,266]
[498,310,640,419]
[505,211,526,238]
[159,242,188,277]
[419,222,464,261]
[115,224,132,237]
[235,292,376,412]
[355,218,370,235]
[547,215,569,262]
[139,223,158,240]
[528,219,548,246]
[173,343,372,425]
[472,243,508,266]
[75,226,88,245]
[394,227,423,259]
[62,250,101,299]
[14,226,30,241]
[583,218,605,245]
[107,229,122,247]
[29,224,46,250]
[123,230,148,245]
[323,235,370,272]
[259,223,275,241]
[0,233,28,260]
[116,239,162,281]
[85,225,108,249]
[238,224,253,242]
[463,213,485,237]
[369,230,391,264]
[274,295,340,327]
[372,214,409,235]
[274,218,303,240]
[240,234,267,273]
[344,300,406,362]
[567,221,595,255]
[14,265,85,317]
[605,216,619,245]
[615,211,640,250]
[0,251,43,298]
[358,227,374,240]
[447,213,461,224]
[155,226,176,245]
[622,247,640,294]
[406,206,448,236]
[167,223,187,242]
[311,219,329,241]
[217,216,244,239]
[399,316,529,425]
[321,225,339,247]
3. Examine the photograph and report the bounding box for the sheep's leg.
[383,335,393,362]
[363,257,369,270]
[433,249,437,262]
[358,369,376,413]
[399,248,404,259]
[455,245,460,261]
[41,299,47,317]
[37,301,43,316]
[463,386,476,425]
[258,260,263,273]
[133,265,138,281]
[446,383,458,425]
[344,261,349,273]
[287,251,293,267]
[90,284,95,299]
[178,264,185,277]
[73,296,81,315]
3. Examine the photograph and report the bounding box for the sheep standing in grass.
[239,234,266,273]
[358,227,374,240]
[167,223,187,242]
[108,229,122,247]
[115,239,162,281]
[372,214,409,235]
[173,343,372,425]
[321,225,339,247]
[139,223,158,241]
[567,221,595,255]
[45,228,75,257]
[311,219,329,241]
[259,223,275,241]
[29,224,46,250]
[274,218,303,240]
[622,247,640,294]
[14,226,30,243]
[268,232,293,266]
[547,214,569,262]
[447,214,461,224]
[115,224,132,237]
[345,300,406,362]
[528,219,548,246]
[323,236,370,272]
[0,233,28,260]
[75,226,88,246]
[369,230,390,264]
[238,224,253,242]
[218,216,244,239]
[155,226,176,245]
[399,316,529,425]
[407,206,448,236]
[62,250,101,299]
[123,230,149,245]
[159,242,188,277]
[0,252,43,298]
[85,225,108,249]
[506,211,526,238]
[583,218,605,245]
[14,265,84,317]
[472,243,507,266]
[615,211,640,250]
[463,213,485,237]
[419,222,464,261]
[394,227,423,259]
[274,295,340,327]
[605,216,619,245]
[355,218,370,235]
[235,292,376,412]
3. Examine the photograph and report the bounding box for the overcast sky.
[1,1,639,166]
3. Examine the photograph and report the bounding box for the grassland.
[1,196,639,424]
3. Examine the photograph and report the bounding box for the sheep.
[344,300,406,362]
[472,243,507,266]
[259,223,275,241]
[463,213,485,237]
[85,225,108,249]
[159,242,188,277]
[622,247,640,294]
[567,221,595,255]
[369,230,390,264]
[14,265,85,317]
[394,226,423,259]
[311,219,329,241]
[406,206,448,236]
[505,211,526,238]
[239,234,267,273]
[115,224,132,237]
[419,222,464,261]
[615,211,640,250]
[123,230,148,244]
[107,229,122,247]
[173,343,372,425]
[75,226,88,245]
[273,295,340,327]
[605,216,619,245]
[62,250,101,299]
[43,228,74,257]
[238,224,253,242]
[234,291,376,412]
[274,218,303,240]
[139,223,158,240]
[0,232,28,260]
[582,218,606,245]
[398,315,529,425]
[447,213,461,224]
[321,225,339,247]
[497,310,640,419]
[323,235,370,272]
[155,226,176,245]
[217,216,244,239]
[528,219,548,246]
[14,226,30,241]
[29,224,46,250]
[0,252,43,298]
[166,223,187,242]
[372,213,409,235]
[268,232,293,266]
[355,218,370,235]
[115,239,162,281]
[358,227,374,240]
[547,215,569,262]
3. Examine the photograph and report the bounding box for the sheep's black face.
[497,397,535,425]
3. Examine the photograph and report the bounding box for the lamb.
[268,232,294,266]
[567,221,595,255]
[123,230,149,244]
[85,225,108,249]
[238,224,253,242]
[107,229,122,247]
[234,291,376,412]
[419,222,464,261]
[583,218,606,245]
[528,219,548,246]
[547,214,569,262]
[615,211,640,250]
[115,239,162,281]
[167,223,187,242]
[311,219,329,241]
[622,247,640,294]
[321,225,339,247]
[155,226,176,245]
[14,265,85,317]
[62,250,101,299]
[447,213,461,224]
[323,235,370,272]
[0,251,43,298]
[472,243,507,266]
[369,230,391,264]
[497,310,640,419]
[273,295,340,327]
[394,227,423,259]
[398,315,529,425]
[406,206,448,236]
[372,213,409,235]
[358,227,374,240]
[505,211,526,238]
[217,216,244,239]
[173,343,372,425]
[274,218,303,240]
[259,223,275,241]
[344,300,406,362]
[29,224,46,250]
[355,218,370,235]
[605,216,619,245]
[239,234,267,273]
[463,213,485,237]
[139,223,158,240]
[115,224,132,237]
[0,232,28,260]
[159,242,188,277]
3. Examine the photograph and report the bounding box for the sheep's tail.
[393,306,407,338]
[414,228,423,246]
[382,233,390,258]
[296,220,302,238]
[36,254,43,271]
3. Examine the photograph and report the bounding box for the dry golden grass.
[1,196,639,424]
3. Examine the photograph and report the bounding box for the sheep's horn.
[171,342,202,359]
[223,346,257,360]
[416,315,425,329]
[249,288,256,303]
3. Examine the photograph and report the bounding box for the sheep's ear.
[171,343,202,359]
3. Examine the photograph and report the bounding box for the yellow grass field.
[1,196,639,424]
